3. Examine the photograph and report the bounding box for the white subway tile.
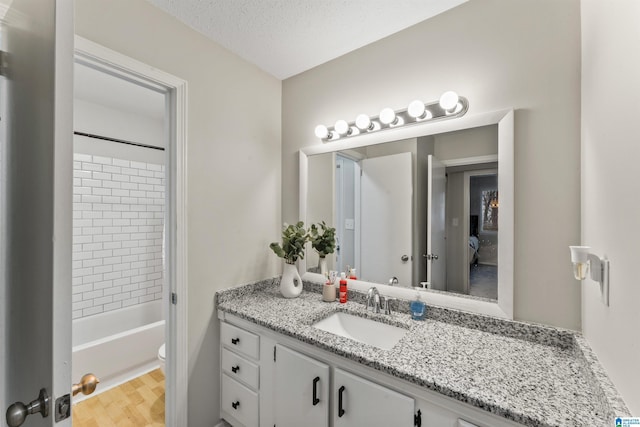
[121,298,139,308]
[147,164,162,172]
[112,174,130,182]
[103,256,122,265]
[93,295,113,306]
[82,178,102,188]
[102,165,121,174]
[139,294,155,303]
[103,211,122,219]
[113,263,132,273]
[103,301,122,312]
[103,226,122,234]
[82,227,103,236]
[139,169,154,178]
[74,161,81,169]
[138,183,153,191]
[93,203,113,211]
[82,162,102,172]
[130,190,146,197]
[113,248,131,257]
[72,267,93,278]
[121,268,138,278]
[73,284,93,294]
[113,277,130,287]
[122,283,139,293]
[103,241,122,250]
[74,153,92,162]
[93,249,113,258]
[131,289,146,298]
[104,286,122,296]
[103,271,123,280]
[102,196,121,204]
[73,202,92,211]
[74,170,92,179]
[146,177,161,185]
[94,219,113,227]
[74,186,91,195]
[93,265,114,275]
[93,172,112,181]
[93,156,112,165]
[121,182,138,190]
[83,306,104,316]
[75,300,94,310]
[113,204,131,212]
[113,293,131,302]
[92,235,113,243]
[82,258,103,268]
[113,159,130,167]
[130,161,147,170]
[131,261,146,270]
[92,187,112,196]
[102,180,122,189]
[82,274,104,285]
[122,241,139,248]
[82,211,103,219]
[121,167,138,176]
[82,195,101,204]
[83,289,103,300]
[112,189,130,197]
[93,280,113,290]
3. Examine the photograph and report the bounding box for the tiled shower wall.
[72,154,165,319]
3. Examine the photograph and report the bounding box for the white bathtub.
[72,300,165,400]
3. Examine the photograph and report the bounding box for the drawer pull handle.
[312,376,320,406]
[338,385,345,417]
[231,401,240,410]
[231,365,240,374]
[231,337,240,345]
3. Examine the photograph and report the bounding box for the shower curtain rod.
[74,131,165,151]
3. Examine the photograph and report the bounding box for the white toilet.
[158,343,166,375]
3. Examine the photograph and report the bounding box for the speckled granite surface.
[216,278,630,427]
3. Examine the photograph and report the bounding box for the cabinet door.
[274,345,330,427]
[334,368,414,427]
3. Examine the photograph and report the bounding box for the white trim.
[300,109,514,319]
[74,36,189,426]
[441,154,498,167]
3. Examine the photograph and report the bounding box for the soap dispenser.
[410,290,426,320]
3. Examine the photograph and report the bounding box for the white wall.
[75,1,282,424]
[283,0,582,329]
[581,0,640,414]
[74,98,165,148]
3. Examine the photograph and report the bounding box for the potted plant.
[270,222,308,298]
[309,221,336,275]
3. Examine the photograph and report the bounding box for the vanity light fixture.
[314,91,469,142]
[569,246,610,306]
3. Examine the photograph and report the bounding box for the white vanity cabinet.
[333,368,414,427]
[273,344,330,427]
[220,322,261,427]
[219,314,522,427]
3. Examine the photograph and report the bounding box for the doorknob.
[72,373,100,397]
[6,388,50,427]
[401,255,410,262]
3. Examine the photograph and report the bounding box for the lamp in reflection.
[314,91,468,142]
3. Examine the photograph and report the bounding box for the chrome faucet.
[366,287,381,313]
[388,277,398,286]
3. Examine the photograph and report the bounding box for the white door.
[427,155,447,290]
[360,152,412,285]
[274,345,330,427]
[2,1,74,426]
[333,368,414,427]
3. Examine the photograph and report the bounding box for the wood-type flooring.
[72,369,165,426]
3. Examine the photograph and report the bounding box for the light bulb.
[334,119,350,135]
[407,100,426,118]
[314,124,330,139]
[355,114,373,131]
[379,107,397,125]
[439,91,459,111]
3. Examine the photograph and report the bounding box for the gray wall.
[282,0,582,329]
[76,0,282,424]
[581,0,640,413]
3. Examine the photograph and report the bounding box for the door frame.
[74,36,188,426]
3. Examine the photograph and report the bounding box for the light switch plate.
[345,219,355,230]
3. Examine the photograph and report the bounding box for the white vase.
[280,262,302,298]
[318,256,328,276]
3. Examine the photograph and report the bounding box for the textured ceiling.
[145,0,467,80]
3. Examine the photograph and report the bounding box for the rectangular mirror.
[300,109,514,318]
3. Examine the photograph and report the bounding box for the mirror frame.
[299,109,514,319]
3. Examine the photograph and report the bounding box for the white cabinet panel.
[333,368,414,427]
[274,344,330,427]
[222,373,259,427]
[221,321,260,359]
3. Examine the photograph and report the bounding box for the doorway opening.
[71,37,188,426]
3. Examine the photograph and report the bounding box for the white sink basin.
[312,312,407,350]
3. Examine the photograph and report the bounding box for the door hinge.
[171,292,178,305]
[273,346,276,362]
[414,409,422,427]
[54,394,71,422]
[0,50,8,77]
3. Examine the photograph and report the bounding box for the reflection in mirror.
[306,125,499,300]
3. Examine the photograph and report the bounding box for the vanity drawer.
[221,322,259,360]
[222,373,259,427]
[222,348,259,390]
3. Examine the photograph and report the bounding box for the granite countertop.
[216,278,630,427]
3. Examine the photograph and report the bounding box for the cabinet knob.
[231,401,240,410]
[231,337,240,345]
[231,365,240,374]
